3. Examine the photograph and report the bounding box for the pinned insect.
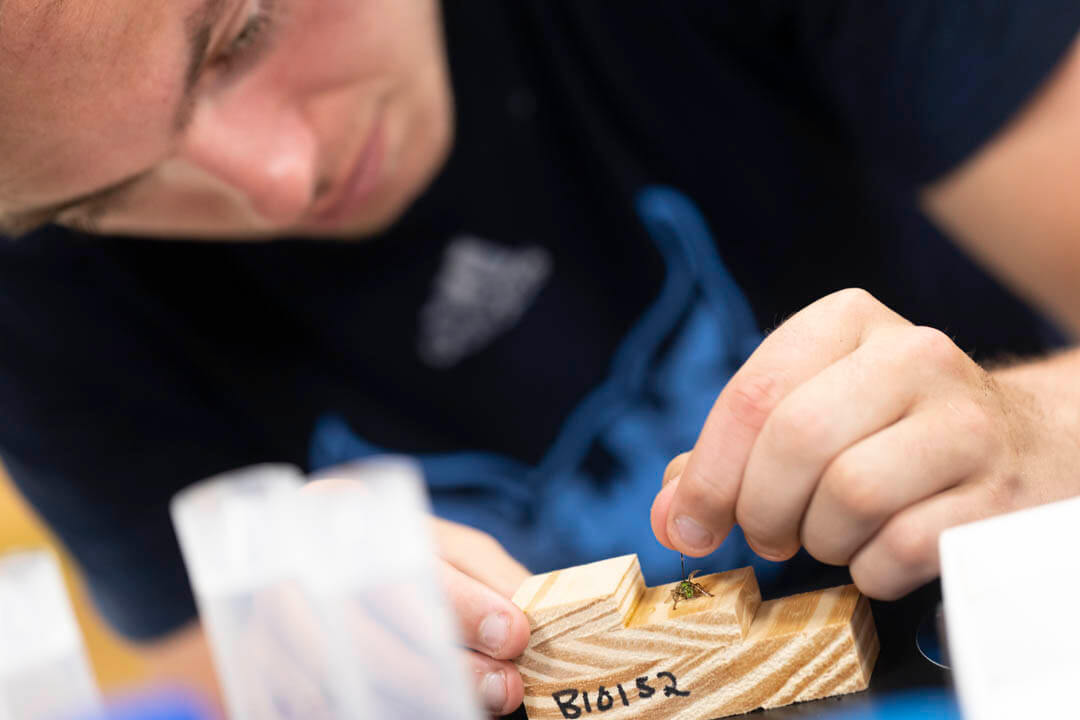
[669,554,712,610]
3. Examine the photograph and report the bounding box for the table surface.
[507,580,952,720]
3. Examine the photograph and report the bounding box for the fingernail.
[480,671,507,712]
[479,612,510,655]
[663,473,681,488]
[675,515,714,550]
[746,538,789,562]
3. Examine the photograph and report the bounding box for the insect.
[669,554,713,609]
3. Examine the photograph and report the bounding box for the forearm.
[923,35,1080,337]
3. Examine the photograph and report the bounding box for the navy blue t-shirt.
[2,1,1078,640]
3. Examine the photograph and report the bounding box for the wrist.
[990,349,1080,439]
[989,349,1080,504]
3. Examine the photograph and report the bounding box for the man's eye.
[231,13,270,54]
[216,2,276,69]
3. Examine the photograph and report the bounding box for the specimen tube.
[0,550,102,720]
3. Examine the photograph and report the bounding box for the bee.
[669,554,712,609]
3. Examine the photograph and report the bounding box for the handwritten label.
[551,671,689,718]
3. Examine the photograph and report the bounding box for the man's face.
[0,0,453,237]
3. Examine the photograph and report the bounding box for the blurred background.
[0,465,144,691]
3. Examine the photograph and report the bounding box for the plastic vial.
[172,459,482,720]
[171,464,314,720]
[0,550,102,720]
[295,457,482,720]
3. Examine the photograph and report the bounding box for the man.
[3,0,1080,715]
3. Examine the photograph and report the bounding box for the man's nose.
[180,97,319,227]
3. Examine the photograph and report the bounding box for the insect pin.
[670,553,712,610]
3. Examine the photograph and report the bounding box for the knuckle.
[734,507,776,551]
[982,473,1024,516]
[905,326,964,370]
[457,524,500,554]
[849,558,902,601]
[803,535,850,567]
[476,530,504,554]
[734,498,792,557]
[878,515,935,572]
[663,452,691,484]
[948,398,994,442]
[679,464,731,509]
[733,497,762,535]
[826,287,879,317]
[768,402,834,460]
[822,454,882,521]
[721,373,781,432]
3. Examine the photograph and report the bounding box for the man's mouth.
[310,111,387,227]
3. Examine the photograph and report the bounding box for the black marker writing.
[552,689,581,718]
[552,672,689,716]
[657,671,690,697]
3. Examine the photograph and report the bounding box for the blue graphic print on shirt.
[309,187,792,588]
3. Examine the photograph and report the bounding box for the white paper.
[939,495,1080,720]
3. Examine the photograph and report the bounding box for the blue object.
[77,691,210,720]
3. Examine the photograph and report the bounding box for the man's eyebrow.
[1,0,230,236]
[176,0,229,130]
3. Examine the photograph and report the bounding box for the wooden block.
[513,555,647,651]
[513,556,760,684]
[513,555,878,719]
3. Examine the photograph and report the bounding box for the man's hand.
[650,288,1080,600]
[430,518,532,717]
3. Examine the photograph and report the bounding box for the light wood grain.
[512,555,878,719]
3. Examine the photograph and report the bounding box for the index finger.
[431,518,531,599]
[655,289,908,556]
[440,560,531,661]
